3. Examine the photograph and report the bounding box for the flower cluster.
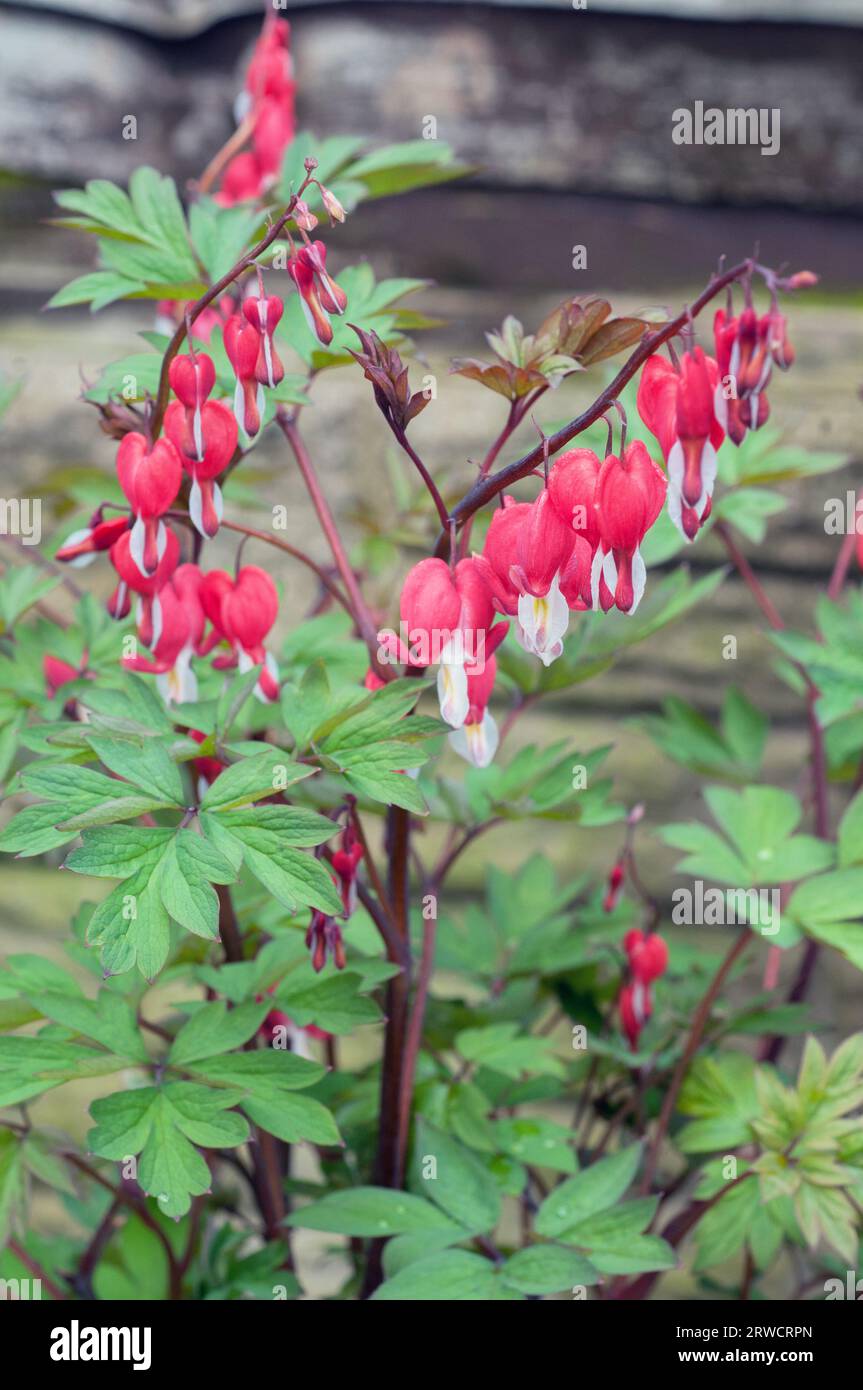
[713,298,794,445]
[387,281,804,768]
[217,17,296,208]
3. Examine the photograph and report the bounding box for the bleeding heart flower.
[287,243,347,346]
[168,352,216,458]
[713,306,772,445]
[244,16,294,105]
[474,496,532,617]
[253,97,295,182]
[509,490,574,666]
[216,153,265,208]
[619,980,652,1051]
[590,441,667,615]
[123,578,197,706]
[55,511,129,567]
[619,928,668,1048]
[116,433,183,578]
[397,557,497,728]
[220,565,280,702]
[630,932,669,984]
[108,525,180,648]
[448,650,501,769]
[164,399,238,538]
[242,290,285,388]
[332,826,364,918]
[548,447,603,552]
[224,315,264,437]
[637,348,723,542]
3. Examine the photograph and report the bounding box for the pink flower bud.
[319,185,346,224]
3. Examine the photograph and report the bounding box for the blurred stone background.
[1,0,862,1297]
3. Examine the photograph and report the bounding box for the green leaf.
[837,789,863,867]
[456,1024,564,1080]
[0,566,61,630]
[345,140,469,198]
[412,1118,501,1235]
[275,971,382,1035]
[677,1052,760,1153]
[66,825,237,978]
[0,1037,136,1108]
[286,1187,460,1237]
[560,1197,657,1246]
[694,1178,761,1271]
[371,1250,518,1301]
[87,735,185,805]
[169,1001,267,1066]
[203,814,341,917]
[0,1130,25,1246]
[200,752,315,811]
[534,1145,641,1238]
[587,1235,677,1275]
[500,1245,600,1294]
[89,1082,249,1219]
[243,1093,341,1147]
[183,1049,325,1096]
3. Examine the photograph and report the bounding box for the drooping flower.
[216,15,295,208]
[603,861,625,913]
[510,489,574,665]
[637,348,724,541]
[242,290,285,388]
[224,315,264,437]
[216,153,265,208]
[244,15,294,107]
[395,556,498,728]
[220,565,280,702]
[618,928,669,1050]
[624,928,669,984]
[619,981,651,1051]
[123,577,198,706]
[198,568,235,659]
[164,397,238,539]
[548,447,603,551]
[253,97,295,183]
[287,243,348,347]
[765,306,794,371]
[167,352,217,460]
[108,524,180,648]
[713,306,772,445]
[548,448,607,610]
[115,433,183,577]
[332,825,364,918]
[55,511,129,567]
[448,648,503,769]
[473,496,532,617]
[590,441,667,615]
